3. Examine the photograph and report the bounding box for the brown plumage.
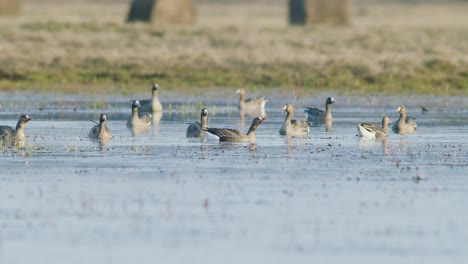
[0,114,32,146]
[139,83,163,113]
[392,105,417,134]
[357,116,392,138]
[202,117,266,142]
[279,104,311,136]
[186,108,209,138]
[127,100,152,128]
[236,89,268,117]
[89,114,112,139]
[304,97,336,123]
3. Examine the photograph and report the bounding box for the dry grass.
[0,0,21,15]
[0,2,467,95]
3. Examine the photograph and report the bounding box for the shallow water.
[0,92,467,264]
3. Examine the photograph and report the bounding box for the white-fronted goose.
[127,100,152,128]
[89,114,112,139]
[0,114,32,142]
[392,105,417,134]
[202,117,265,142]
[357,116,392,138]
[304,97,336,123]
[186,108,208,138]
[139,83,163,113]
[279,104,311,136]
[236,89,268,117]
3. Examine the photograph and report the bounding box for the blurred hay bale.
[127,0,196,25]
[0,0,21,16]
[152,0,196,25]
[289,0,352,26]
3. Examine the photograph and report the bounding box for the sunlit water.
[0,92,467,264]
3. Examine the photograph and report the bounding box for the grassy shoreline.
[1,62,465,96]
[0,3,467,96]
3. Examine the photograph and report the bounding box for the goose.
[89,114,112,139]
[236,89,268,117]
[127,100,152,128]
[202,117,265,142]
[357,116,392,138]
[392,105,417,134]
[304,97,335,124]
[0,114,32,142]
[186,108,208,138]
[279,104,311,136]
[139,83,163,113]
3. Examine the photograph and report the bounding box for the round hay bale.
[0,0,21,16]
[305,0,352,25]
[152,0,196,25]
[127,0,196,25]
[290,0,352,26]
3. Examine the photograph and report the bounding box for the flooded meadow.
[0,91,467,264]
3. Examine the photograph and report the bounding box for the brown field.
[0,1,467,95]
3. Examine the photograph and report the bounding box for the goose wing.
[204,128,243,138]
[291,119,311,128]
[304,107,324,117]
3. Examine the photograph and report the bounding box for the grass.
[0,2,467,95]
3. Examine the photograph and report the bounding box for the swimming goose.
[392,105,417,134]
[279,104,311,136]
[202,117,265,142]
[186,108,208,138]
[127,100,152,128]
[89,114,112,139]
[139,83,163,113]
[304,97,335,124]
[236,89,268,117]
[357,116,392,138]
[0,114,32,142]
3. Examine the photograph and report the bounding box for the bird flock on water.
[1,83,418,147]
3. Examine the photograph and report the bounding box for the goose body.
[202,117,265,142]
[357,116,392,138]
[89,114,112,139]
[237,89,268,117]
[279,104,311,136]
[127,100,151,128]
[392,105,417,134]
[187,108,209,138]
[127,100,152,128]
[0,114,32,144]
[305,97,335,124]
[139,83,163,113]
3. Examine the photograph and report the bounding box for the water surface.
[1,93,467,264]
